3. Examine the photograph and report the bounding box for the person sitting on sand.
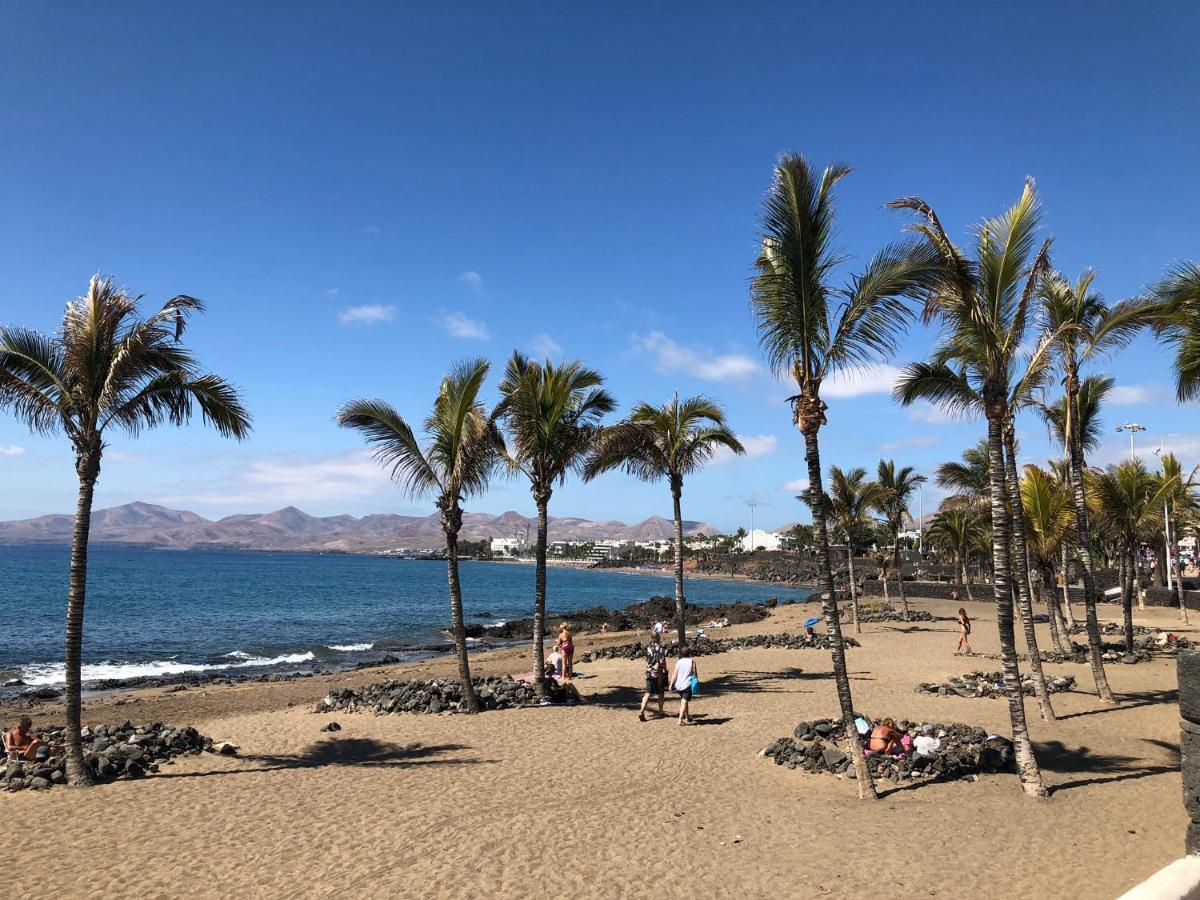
[670,648,697,726]
[546,648,562,678]
[639,633,668,721]
[804,626,817,645]
[4,716,49,762]
[955,607,973,655]
[914,724,941,757]
[867,718,904,756]
[556,623,575,679]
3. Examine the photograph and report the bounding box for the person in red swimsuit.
[556,622,575,679]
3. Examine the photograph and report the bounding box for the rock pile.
[761,717,1015,783]
[846,604,936,624]
[314,674,542,716]
[483,596,771,639]
[3,721,222,791]
[1069,622,1154,637]
[578,632,860,664]
[915,670,1076,699]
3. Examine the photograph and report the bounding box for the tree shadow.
[584,668,848,709]
[1057,689,1179,720]
[153,739,487,780]
[1035,738,1179,793]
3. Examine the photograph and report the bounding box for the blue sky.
[1,2,1198,531]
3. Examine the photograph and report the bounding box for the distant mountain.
[0,502,720,553]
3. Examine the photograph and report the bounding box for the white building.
[738,529,790,552]
[587,539,632,563]
[490,537,529,557]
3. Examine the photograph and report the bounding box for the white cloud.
[326,288,340,299]
[875,434,938,453]
[711,434,778,466]
[528,333,563,358]
[162,450,395,509]
[339,304,396,325]
[0,445,26,458]
[436,311,490,341]
[780,478,809,492]
[822,364,903,399]
[457,271,484,293]
[630,331,759,383]
[363,225,381,234]
[906,402,963,425]
[106,451,148,464]
[1109,383,1168,406]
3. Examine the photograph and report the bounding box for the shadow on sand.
[1037,737,1179,794]
[1057,688,1179,721]
[153,738,488,780]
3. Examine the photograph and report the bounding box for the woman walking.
[955,607,974,656]
[669,646,697,725]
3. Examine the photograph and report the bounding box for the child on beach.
[670,648,697,726]
[955,607,973,655]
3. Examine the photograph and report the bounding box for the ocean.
[0,544,810,686]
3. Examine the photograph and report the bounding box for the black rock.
[320,722,342,732]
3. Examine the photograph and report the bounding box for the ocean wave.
[326,642,374,652]
[19,651,317,686]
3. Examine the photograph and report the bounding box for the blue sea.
[0,544,809,686]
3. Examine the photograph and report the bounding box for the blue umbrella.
[803,617,822,629]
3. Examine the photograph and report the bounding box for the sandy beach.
[2,596,1185,899]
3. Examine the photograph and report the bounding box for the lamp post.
[918,484,924,555]
[1116,422,1145,461]
[747,499,759,555]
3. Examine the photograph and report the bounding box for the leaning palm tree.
[0,275,250,785]
[889,180,1051,792]
[826,465,886,632]
[1089,461,1162,652]
[1038,270,1149,702]
[496,353,614,691]
[874,460,926,613]
[584,395,743,645]
[894,359,1058,722]
[337,358,503,714]
[750,154,941,800]
[1021,464,1075,656]
[1156,452,1199,624]
[927,508,986,600]
[1147,262,1200,401]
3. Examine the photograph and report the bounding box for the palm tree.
[1156,451,1199,624]
[1089,461,1163,652]
[894,355,1058,722]
[496,353,614,691]
[1039,377,1112,631]
[337,358,503,714]
[750,154,941,800]
[1147,262,1200,401]
[889,180,1051,793]
[875,460,926,613]
[927,508,986,600]
[584,395,743,645]
[936,441,992,512]
[825,466,885,632]
[1020,464,1075,655]
[1038,270,1149,702]
[0,276,250,785]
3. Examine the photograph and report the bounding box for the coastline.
[1,595,1188,898]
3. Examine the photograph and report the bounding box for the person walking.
[669,647,697,725]
[638,633,668,721]
[955,607,973,655]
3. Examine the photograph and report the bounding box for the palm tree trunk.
[893,540,908,613]
[671,478,686,647]
[444,515,480,714]
[1060,544,1077,629]
[803,425,876,800]
[985,412,1047,796]
[1065,378,1116,703]
[1042,570,1070,656]
[962,558,975,602]
[64,469,98,786]
[1134,557,1145,611]
[847,542,861,634]
[1002,427,1055,721]
[531,490,550,698]
[1173,515,1190,624]
[1121,550,1135,654]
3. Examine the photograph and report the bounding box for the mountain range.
[0,502,720,553]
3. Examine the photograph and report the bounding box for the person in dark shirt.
[638,634,668,721]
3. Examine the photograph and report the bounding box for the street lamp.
[1155,441,1174,592]
[1116,422,1145,461]
[747,499,759,555]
